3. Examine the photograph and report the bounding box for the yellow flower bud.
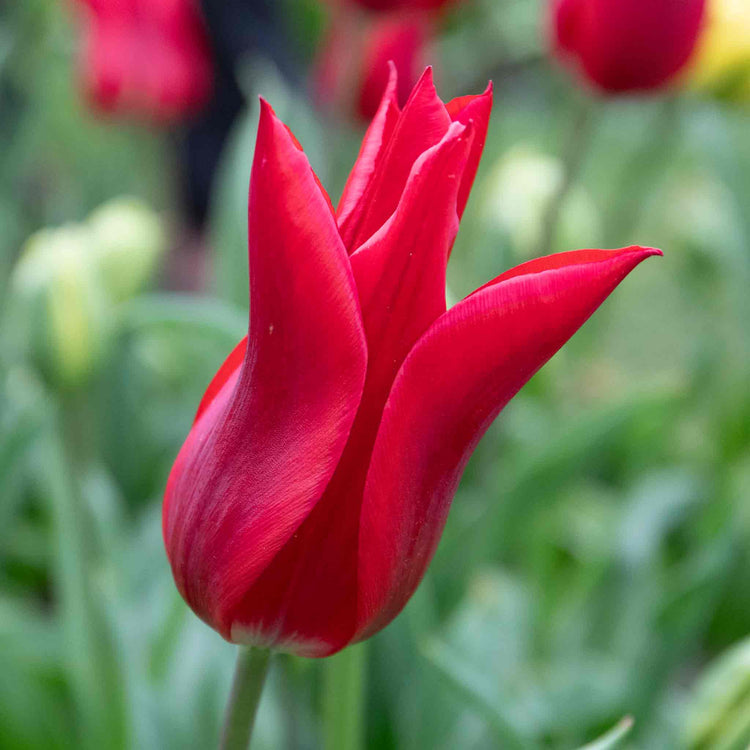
[686,0,750,102]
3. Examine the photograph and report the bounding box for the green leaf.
[421,637,533,750]
[116,293,246,345]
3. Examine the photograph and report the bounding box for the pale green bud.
[87,196,166,303]
[481,146,601,260]
[12,225,109,389]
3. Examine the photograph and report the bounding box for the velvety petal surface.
[446,83,493,219]
[355,246,661,638]
[350,119,473,381]
[339,67,452,251]
[337,64,401,248]
[163,101,367,643]
[220,118,475,657]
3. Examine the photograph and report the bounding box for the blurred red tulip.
[315,11,429,121]
[163,68,660,657]
[76,0,213,122]
[359,16,429,119]
[551,0,707,92]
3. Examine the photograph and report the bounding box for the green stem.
[604,98,679,246]
[220,647,272,750]
[323,642,367,750]
[536,96,598,258]
[46,406,126,750]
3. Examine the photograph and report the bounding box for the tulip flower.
[163,68,659,657]
[315,0,462,121]
[551,0,707,93]
[359,15,431,119]
[316,11,429,120]
[75,0,213,122]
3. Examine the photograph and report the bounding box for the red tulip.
[551,0,707,92]
[358,15,431,119]
[76,0,213,122]
[316,12,429,121]
[163,68,659,656]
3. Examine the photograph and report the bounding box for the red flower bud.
[163,68,660,656]
[358,16,429,119]
[315,11,430,122]
[551,0,707,93]
[75,0,213,122]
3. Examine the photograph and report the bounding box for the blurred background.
[0,0,748,748]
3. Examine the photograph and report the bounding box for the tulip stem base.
[220,646,271,750]
[323,642,368,750]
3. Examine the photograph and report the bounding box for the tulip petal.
[445,82,493,219]
[341,67,452,251]
[163,100,367,642]
[337,63,401,250]
[351,119,473,399]
[355,246,661,638]
[219,122,474,657]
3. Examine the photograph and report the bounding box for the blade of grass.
[117,293,247,345]
[578,716,634,750]
[421,639,533,750]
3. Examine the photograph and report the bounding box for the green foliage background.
[0,1,748,748]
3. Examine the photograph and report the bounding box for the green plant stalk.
[604,98,679,246]
[323,642,367,750]
[45,405,127,750]
[535,95,598,258]
[220,647,272,750]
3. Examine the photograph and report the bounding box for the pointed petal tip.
[417,65,435,88]
[257,96,277,131]
[580,245,663,260]
[619,245,663,262]
[383,60,399,104]
[639,245,663,258]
